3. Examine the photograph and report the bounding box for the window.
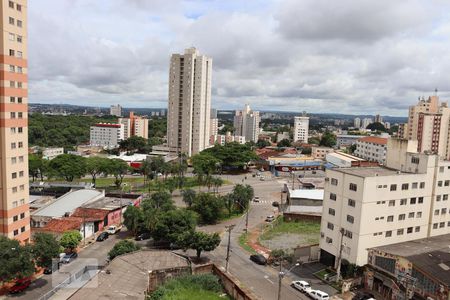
[20,212,25,219]
[326,237,333,244]
[440,222,445,228]
[328,208,335,216]
[400,199,407,205]
[349,183,357,191]
[21,226,25,233]
[11,157,16,164]
[420,182,425,188]
[408,212,415,218]
[16,35,22,43]
[18,127,23,133]
[13,215,18,222]
[412,182,418,189]
[17,82,22,88]
[397,229,404,235]
[433,223,438,229]
[434,209,439,215]
[10,112,16,119]
[415,226,420,232]
[10,97,15,103]
[387,215,394,222]
[17,20,22,27]
[9,17,14,25]
[9,1,14,8]
[417,212,422,218]
[10,127,16,134]
[10,81,15,88]
[19,199,24,205]
[348,199,356,207]
[19,171,23,177]
[410,198,416,204]
[9,49,14,56]
[17,66,22,73]
[388,200,395,207]
[17,4,21,11]
[14,229,19,236]
[12,201,18,208]
[11,142,16,149]
[17,51,22,58]
[386,231,392,237]
[438,181,443,187]
[437,195,442,202]
[330,193,337,201]
[344,230,353,239]
[18,112,22,118]
[390,184,397,191]
[19,184,24,191]
[17,97,22,103]
[12,187,17,193]
[411,157,420,164]
[418,197,424,204]
[442,208,447,215]
[9,65,15,72]
[399,214,406,221]
[12,172,17,179]
[402,183,409,190]
[19,156,23,162]
[444,194,449,201]
[18,142,23,148]
[407,227,413,234]
[347,215,354,224]
[327,222,334,230]
[9,33,15,41]
[331,178,338,185]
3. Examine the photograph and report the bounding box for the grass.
[219,211,244,222]
[314,269,341,291]
[238,233,257,254]
[259,218,321,241]
[159,287,230,300]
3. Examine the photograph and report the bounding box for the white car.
[307,289,329,300]
[291,280,311,293]
[253,196,260,202]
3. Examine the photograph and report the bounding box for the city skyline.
[27,0,450,116]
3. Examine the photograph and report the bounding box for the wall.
[283,212,321,223]
[147,266,191,293]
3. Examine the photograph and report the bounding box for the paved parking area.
[292,262,337,296]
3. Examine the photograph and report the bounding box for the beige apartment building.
[167,48,212,156]
[320,139,450,267]
[119,111,148,139]
[233,104,260,143]
[354,136,387,165]
[0,0,30,243]
[293,116,309,143]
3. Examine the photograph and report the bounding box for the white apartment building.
[110,104,122,117]
[362,118,373,129]
[118,112,148,139]
[354,117,361,129]
[293,116,309,143]
[167,48,212,156]
[354,136,387,165]
[210,133,245,146]
[233,104,260,143]
[319,139,450,267]
[90,123,124,149]
[42,148,64,160]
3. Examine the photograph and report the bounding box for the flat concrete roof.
[70,250,190,300]
[285,205,323,214]
[84,195,135,210]
[331,167,402,178]
[32,189,104,217]
[289,189,324,200]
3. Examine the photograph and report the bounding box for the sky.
[27,0,450,116]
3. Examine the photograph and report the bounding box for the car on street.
[9,278,31,294]
[260,177,265,181]
[96,232,109,241]
[106,225,122,234]
[135,231,151,241]
[272,201,279,207]
[291,280,311,293]
[265,215,275,222]
[253,196,260,202]
[249,254,267,265]
[307,289,329,300]
[61,252,78,264]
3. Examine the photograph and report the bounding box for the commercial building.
[0,0,30,243]
[325,152,367,168]
[293,116,309,143]
[312,146,334,160]
[119,111,149,139]
[319,139,450,267]
[234,104,260,143]
[210,132,246,145]
[90,123,124,149]
[354,117,361,129]
[42,147,64,160]
[354,136,388,165]
[167,47,212,156]
[110,104,122,117]
[336,134,361,148]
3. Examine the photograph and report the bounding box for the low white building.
[325,152,365,168]
[312,146,334,160]
[210,133,246,145]
[336,135,361,148]
[354,136,387,164]
[90,123,124,149]
[42,147,64,160]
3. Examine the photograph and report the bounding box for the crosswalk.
[251,200,271,205]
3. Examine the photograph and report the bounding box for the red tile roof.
[71,208,109,221]
[358,136,388,145]
[41,217,83,233]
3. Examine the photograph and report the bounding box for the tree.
[153,209,197,243]
[181,189,196,208]
[141,191,175,211]
[48,154,86,181]
[308,137,321,145]
[60,230,82,251]
[202,142,258,171]
[366,122,387,132]
[277,139,292,148]
[319,131,336,148]
[191,153,221,176]
[230,184,254,212]
[256,139,271,148]
[211,177,223,194]
[29,154,44,182]
[222,194,234,217]
[191,193,224,224]
[85,156,110,186]
[123,205,144,235]
[0,237,35,282]
[177,231,221,259]
[32,233,60,269]
[119,136,147,154]
[108,239,140,260]
[301,147,312,155]
[108,159,130,188]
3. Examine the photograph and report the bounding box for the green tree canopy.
[29,154,44,182]
[191,153,221,175]
[108,239,140,260]
[32,233,60,268]
[123,205,144,235]
[48,154,86,181]
[277,139,292,148]
[108,159,130,187]
[177,231,221,259]
[230,184,254,212]
[319,131,337,148]
[256,139,271,149]
[153,209,197,243]
[181,189,196,208]
[85,156,110,185]
[120,136,147,154]
[190,193,223,224]
[0,237,35,282]
[366,122,387,132]
[141,191,175,212]
[60,230,82,251]
[202,142,258,170]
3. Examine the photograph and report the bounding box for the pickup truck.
[106,225,122,234]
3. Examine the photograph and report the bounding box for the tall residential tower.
[293,115,309,143]
[167,48,212,156]
[0,0,30,243]
[233,104,260,143]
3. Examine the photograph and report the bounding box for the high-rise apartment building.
[0,0,30,243]
[119,112,148,139]
[353,117,361,129]
[374,114,383,123]
[293,116,309,143]
[319,139,450,267]
[90,123,124,148]
[362,118,373,129]
[110,104,122,117]
[233,104,260,143]
[167,47,212,156]
[210,108,218,138]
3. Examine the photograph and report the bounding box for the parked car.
[265,215,275,222]
[260,177,265,181]
[352,292,375,300]
[272,201,279,207]
[135,232,151,241]
[106,225,122,234]
[291,280,311,293]
[43,266,53,274]
[61,252,78,264]
[249,254,267,265]
[9,278,31,294]
[253,196,260,202]
[96,232,109,242]
[307,290,329,300]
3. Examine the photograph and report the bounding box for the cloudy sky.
[28,0,450,116]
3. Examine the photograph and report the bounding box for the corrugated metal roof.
[289,189,324,200]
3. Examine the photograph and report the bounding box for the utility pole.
[277,258,283,300]
[291,171,295,189]
[335,228,345,282]
[225,225,235,272]
[83,209,86,247]
[245,207,249,232]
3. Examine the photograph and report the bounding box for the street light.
[277,262,300,300]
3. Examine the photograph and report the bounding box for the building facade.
[354,136,387,164]
[90,123,124,148]
[362,118,373,129]
[210,133,246,146]
[42,147,64,160]
[233,104,260,143]
[354,117,361,129]
[167,48,212,156]
[320,139,450,267]
[110,104,122,117]
[118,111,148,139]
[312,146,334,160]
[0,0,30,243]
[336,135,361,148]
[293,116,309,143]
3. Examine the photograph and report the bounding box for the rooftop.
[32,189,104,218]
[331,167,402,177]
[41,217,83,233]
[71,207,110,221]
[84,193,140,210]
[70,250,189,300]
[289,189,324,200]
[326,151,365,163]
[358,136,388,145]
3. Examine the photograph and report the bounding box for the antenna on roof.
[435,88,438,97]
